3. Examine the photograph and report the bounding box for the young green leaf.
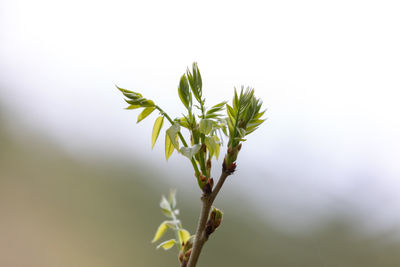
[168,189,177,209]
[125,104,141,110]
[178,75,192,109]
[177,117,190,129]
[157,239,176,250]
[199,119,213,135]
[160,196,171,211]
[178,229,191,244]
[165,132,176,161]
[137,107,155,123]
[214,135,221,159]
[205,136,216,158]
[187,62,202,103]
[179,144,201,159]
[116,85,142,99]
[152,221,169,243]
[164,220,180,228]
[206,101,227,118]
[160,195,173,217]
[166,123,180,150]
[152,116,164,148]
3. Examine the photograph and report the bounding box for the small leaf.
[157,239,176,250]
[227,118,235,136]
[237,127,246,138]
[160,196,171,211]
[125,104,141,110]
[214,135,220,159]
[116,85,133,94]
[233,89,239,111]
[166,123,180,150]
[178,75,191,109]
[226,105,236,121]
[205,136,216,158]
[137,107,155,123]
[160,196,173,217]
[164,220,180,228]
[124,92,143,100]
[178,229,191,244]
[152,221,169,243]
[179,144,201,159]
[165,133,175,161]
[187,62,202,103]
[206,101,227,117]
[199,119,213,135]
[178,117,189,128]
[168,189,177,209]
[152,116,164,148]
[140,99,155,107]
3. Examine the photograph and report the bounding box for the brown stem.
[186,171,230,267]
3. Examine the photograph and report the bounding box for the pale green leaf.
[237,127,246,138]
[164,220,180,228]
[160,196,171,211]
[140,99,155,107]
[178,229,191,244]
[152,116,164,148]
[152,221,169,243]
[178,117,189,128]
[179,144,201,159]
[214,135,220,159]
[166,123,180,150]
[199,119,213,135]
[206,101,227,117]
[157,239,176,250]
[125,104,141,110]
[205,136,216,158]
[226,105,236,121]
[116,85,133,94]
[178,75,191,109]
[168,189,177,209]
[160,195,173,217]
[165,133,176,161]
[137,107,155,123]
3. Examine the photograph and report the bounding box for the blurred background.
[1,0,400,266]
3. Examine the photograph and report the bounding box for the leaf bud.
[205,220,214,238]
[227,162,236,174]
[199,174,207,182]
[202,178,213,195]
[211,207,223,229]
[206,158,212,169]
[178,251,184,263]
[205,207,223,238]
[201,143,207,153]
[208,178,214,189]
[184,248,192,259]
[237,143,242,151]
[222,156,227,172]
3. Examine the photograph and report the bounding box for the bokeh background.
[1,0,400,266]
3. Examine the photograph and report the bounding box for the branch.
[186,170,230,267]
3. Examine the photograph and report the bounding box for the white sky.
[1,0,400,233]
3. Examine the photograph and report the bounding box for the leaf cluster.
[152,190,192,252]
[226,86,266,148]
[116,63,265,189]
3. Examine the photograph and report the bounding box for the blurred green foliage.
[1,110,400,267]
